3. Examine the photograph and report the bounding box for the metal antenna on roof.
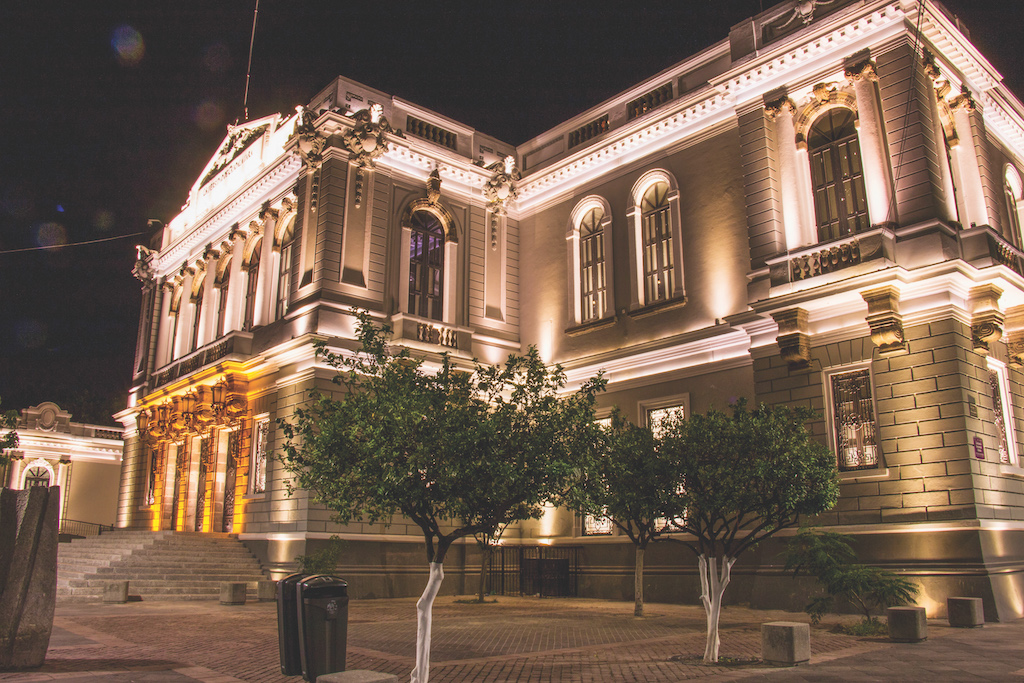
[242,0,260,122]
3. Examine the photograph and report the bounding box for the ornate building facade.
[118,0,1024,619]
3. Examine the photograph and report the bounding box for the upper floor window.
[1004,165,1023,249]
[216,280,229,338]
[168,286,182,361]
[243,240,261,331]
[276,240,293,320]
[408,209,445,321]
[641,181,674,304]
[809,108,869,242]
[579,206,607,323]
[827,366,880,472]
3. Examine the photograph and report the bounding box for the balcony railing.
[390,313,472,353]
[767,228,895,287]
[152,332,253,389]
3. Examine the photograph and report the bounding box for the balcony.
[390,313,472,354]
[959,225,1024,277]
[151,332,253,389]
[767,228,895,288]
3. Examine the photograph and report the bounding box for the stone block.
[220,582,247,605]
[317,671,398,683]
[257,580,277,601]
[887,606,927,642]
[103,581,129,604]
[761,621,810,666]
[947,597,984,627]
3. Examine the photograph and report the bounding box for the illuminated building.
[4,402,123,532]
[117,0,1024,618]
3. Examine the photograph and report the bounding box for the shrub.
[785,529,918,625]
[295,536,345,575]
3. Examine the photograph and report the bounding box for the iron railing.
[488,545,581,597]
[59,519,114,538]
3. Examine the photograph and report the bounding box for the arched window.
[168,286,182,361]
[580,206,607,323]
[641,181,674,303]
[25,466,51,487]
[243,240,261,331]
[216,280,229,338]
[408,210,445,321]
[809,108,868,242]
[1004,165,1023,248]
[190,282,204,352]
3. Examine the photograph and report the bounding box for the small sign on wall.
[973,436,985,460]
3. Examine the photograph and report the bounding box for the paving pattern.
[1,596,1022,682]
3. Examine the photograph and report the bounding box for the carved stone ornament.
[949,85,977,113]
[969,284,1004,355]
[764,96,796,121]
[772,308,811,368]
[293,105,326,168]
[138,377,248,443]
[342,104,394,168]
[132,244,156,284]
[844,59,878,83]
[862,286,907,356]
[484,156,521,250]
[922,50,942,82]
[765,0,842,37]
[426,168,442,206]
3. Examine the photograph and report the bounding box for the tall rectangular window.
[276,242,293,320]
[829,368,880,471]
[579,207,606,323]
[250,416,269,494]
[988,360,1017,466]
[216,282,229,337]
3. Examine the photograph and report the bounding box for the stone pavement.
[0,596,1022,682]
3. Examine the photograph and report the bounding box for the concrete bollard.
[947,597,984,627]
[317,672,399,683]
[257,580,277,602]
[887,606,927,642]
[761,621,810,666]
[220,582,247,605]
[102,580,129,604]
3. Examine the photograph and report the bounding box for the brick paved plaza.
[2,596,1023,682]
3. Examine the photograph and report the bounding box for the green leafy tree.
[0,396,19,468]
[280,313,604,683]
[658,400,840,663]
[785,528,919,625]
[295,536,346,576]
[563,409,685,616]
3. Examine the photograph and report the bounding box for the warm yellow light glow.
[538,502,559,538]
[537,320,555,364]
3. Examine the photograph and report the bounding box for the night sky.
[1,1,1019,425]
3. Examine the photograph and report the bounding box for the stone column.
[154,279,174,367]
[56,457,70,522]
[200,245,220,346]
[224,229,246,333]
[950,88,992,229]
[252,221,272,328]
[6,455,23,488]
[173,266,195,360]
[847,59,894,227]
[768,96,815,249]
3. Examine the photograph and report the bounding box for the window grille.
[251,417,269,494]
[583,512,613,535]
[146,447,159,506]
[988,363,1017,465]
[243,250,260,331]
[830,369,879,471]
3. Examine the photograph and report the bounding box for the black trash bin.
[276,573,308,675]
[297,575,348,682]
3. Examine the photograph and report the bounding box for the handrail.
[59,519,115,538]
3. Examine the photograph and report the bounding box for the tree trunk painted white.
[410,562,444,683]
[634,546,645,617]
[697,554,735,664]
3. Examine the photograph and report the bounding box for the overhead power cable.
[0,231,147,255]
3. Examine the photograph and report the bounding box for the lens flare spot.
[36,222,67,248]
[112,25,145,66]
[15,320,47,349]
[203,43,232,73]
[193,100,226,131]
[93,209,115,232]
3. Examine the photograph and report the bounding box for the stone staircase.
[57,530,269,602]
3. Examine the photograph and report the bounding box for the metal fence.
[488,545,581,597]
[59,519,114,538]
